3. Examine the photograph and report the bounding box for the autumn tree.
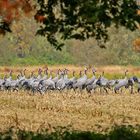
[0,0,140,50]
[0,0,33,33]
[11,15,38,58]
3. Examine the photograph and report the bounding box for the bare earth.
[0,91,140,132]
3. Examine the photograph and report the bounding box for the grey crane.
[3,70,13,91]
[52,69,60,84]
[64,69,70,86]
[66,70,77,89]
[114,70,134,94]
[86,79,99,93]
[73,68,88,91]
[18,69,27,89]
[38,70,56,94]
[96,71,110,93]
[28,69,44,93]
[2,70,20,92]
[36,68,43,80]
[56,70,66,90]
[85,68,96,87]
[42,68,48,81]
[22,71,36,91]
[130,76,140,93]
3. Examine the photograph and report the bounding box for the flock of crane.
[0,67,140,94]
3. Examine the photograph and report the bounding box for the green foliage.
[0,17,140,66]
[0,22,11,33]
[67,25,140,66]
[36,0,140,49]
[0,0,139,50]
[0,30,74,66]
[1,125,140,140]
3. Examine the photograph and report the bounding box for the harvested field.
[0,66,140,133]
[0,91,140,132]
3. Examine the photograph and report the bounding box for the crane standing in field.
[73,67,88,92]
[86,68,98,93]
[66,70,77,89]
[113,70,137,94]
[1,67,140,95]
[96,71,111,93]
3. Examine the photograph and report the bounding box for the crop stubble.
[0,91,139,132]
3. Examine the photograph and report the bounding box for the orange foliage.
[0,0,33,35]
[34,14,46,23]
[133,38,140,52]
[0,29,6,35]
[137,10,140,15]
[0,0,32,24]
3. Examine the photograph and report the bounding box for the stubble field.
[0,65,140,133]
[0,91,140,132]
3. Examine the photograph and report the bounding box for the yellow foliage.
[133,38,140,52]
[137,10,140,15]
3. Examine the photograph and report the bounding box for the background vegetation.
[0,0,140,66]
[1,22,140,66]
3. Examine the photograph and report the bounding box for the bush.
[1,125,140,140]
